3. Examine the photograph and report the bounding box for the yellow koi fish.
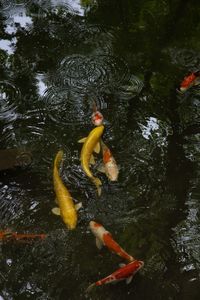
[52,150,82,230]
[78,125,104,196]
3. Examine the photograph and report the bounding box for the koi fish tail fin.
[92,177,102,196]
[54,150,64,169]
[85,283,96,294]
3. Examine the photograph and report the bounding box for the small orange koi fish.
[86,260,144,292]
[0,231,46,242]
[179,71,200,92]
[89,221,135,262]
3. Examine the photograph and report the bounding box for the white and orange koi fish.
[86,260,144,292]
[98,140,119,181]
[89,221,134,262]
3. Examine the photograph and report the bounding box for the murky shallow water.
[0,1,200,299]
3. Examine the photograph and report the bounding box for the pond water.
[0,0,200,299]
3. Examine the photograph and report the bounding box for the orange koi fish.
[86,260,144,292]
[179,71,200,92]
[0,231,46,242]
[89,221,135,262]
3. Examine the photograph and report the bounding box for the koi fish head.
[133,260,144,270]
[91,111,104,126]
[116,260,144,277]
[89,221,107,240]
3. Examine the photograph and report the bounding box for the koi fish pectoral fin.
[75,202,82,211]
[119,263,126,268]
[97,163,106,173]
[85,283,96,294]
[194,78,200,86]
[90,154,95,165]
[126,276,133,285]
[94,142,100,154]
[97,185,102,197]
[96,237,103,249]
[78,137,87,143]
[52,207,61,216]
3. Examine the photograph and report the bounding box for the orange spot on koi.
[103,149,112,164]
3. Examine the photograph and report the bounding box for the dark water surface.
[0,0,200,299]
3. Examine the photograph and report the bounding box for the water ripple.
[0,182,24,227]
[0,81,20,123]
[166,48,200,69]
[76,24,116,55]
[43,86,92,126]
[0,0,14,11]
[118,74,144,100]
[172,189,200,271]
[54,54,130,92]
[29,0,82,19]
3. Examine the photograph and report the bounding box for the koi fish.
[89,221,134,262]
[52,150,82,230]
[98,140,119,181]
[179,71,200,92]
[91,102,104,126]
[86,260,144,293]
[78,126,104,196]
[0,231,46,242]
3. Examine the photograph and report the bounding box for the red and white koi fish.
[89,221,135,262]
[179,71,200,92]
[91,102,104,126]
[86,260,144,293]
[0,231,46,242]
[98,140,119,181]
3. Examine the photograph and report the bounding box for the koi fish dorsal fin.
[96,237,103,249]
[52,207,60,215]
[94,142,100,154]
[78,137,87,143]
